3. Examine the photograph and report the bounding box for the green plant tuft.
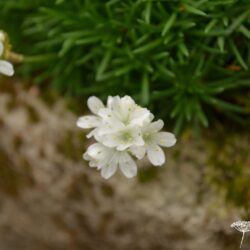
[1,0,250,133]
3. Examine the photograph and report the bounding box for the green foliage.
[1,0,250,133]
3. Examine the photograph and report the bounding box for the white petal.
[86,143,113,169]
[156,132,177,147]
[130,146,146,159]
[149,113,154,121]
[87,158,94,167]
[147,119,164,132]
[130,107,151,126]
[147,144,165,166]
[87,96,104,115]
[116,133,144,151]
[122,95,135,105]
[0,60,14,76]
[83,152,90,161]
[94,125,113,136]
[116,144,129,151]
[86,128,98,138]
[120,96,135,116]
[119,153,137,178]
[101,161,118,179]
[114,126,144,151]
[96,133,119,148]
[97,109,124,133]
[83,153,97,168]
[133,133,144,147]
[87,143,107,158]
[89,162,97,168]
[76,115,100,129]
[0,42,3,56]
[98,107,115,120]
[107,96,121,112]
[86,142,101,154]
[107,96,114,108]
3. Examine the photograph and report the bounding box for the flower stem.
[6,52,57,63]
[240,232,245,248]
[23,54,57,63]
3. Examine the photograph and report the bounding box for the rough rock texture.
[0,81,248,250]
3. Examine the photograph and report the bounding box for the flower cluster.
[77,96,176,179]
[231,221,250,248]
[0,31,14,76]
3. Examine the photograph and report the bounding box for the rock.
[0,82,246,250]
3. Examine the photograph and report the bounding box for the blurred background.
[0,0,250,249]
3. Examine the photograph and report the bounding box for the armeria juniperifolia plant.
[77,96,176,179]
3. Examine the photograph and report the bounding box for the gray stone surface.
[0,83,246,250]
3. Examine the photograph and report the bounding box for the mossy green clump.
[206,130,250,215]
[138,167,160,183]
[0,0,250,133]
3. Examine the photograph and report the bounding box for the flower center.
[143,132,153,143]
[119,130,133,143]
[121,114,131,125]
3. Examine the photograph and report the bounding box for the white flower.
[96,124,144,151]
[84,143,137,179]
[130,119,176,166]
[0,60,14,76]
[98,95,152,128]
[94,95,152,151]
[77,95,177,179]
[231,221,250,248]
[0,41,14,77]
[76,96,104,138]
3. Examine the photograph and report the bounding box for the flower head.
[99,95,152,128]
[130,119,176,166]
[231,221,250,248]
[96,124,144,151]
[0,32,14,76]
[77,95,177,179]
[84,143,137,179]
